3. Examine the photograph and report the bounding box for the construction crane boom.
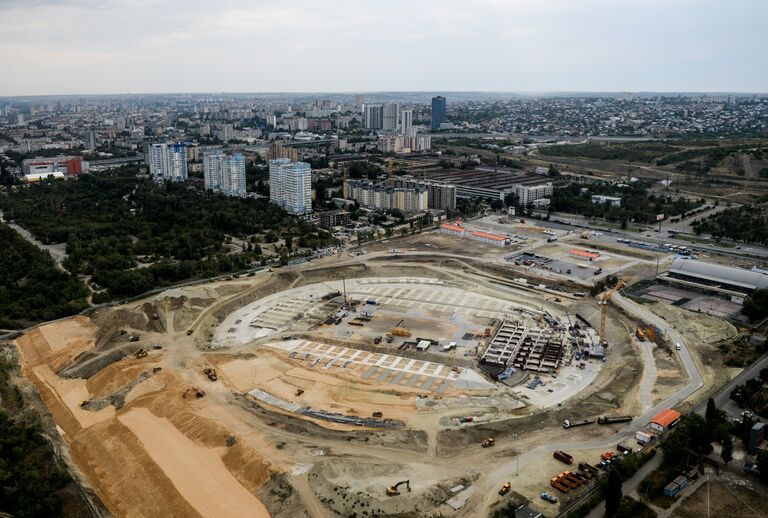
[599,277,625,344]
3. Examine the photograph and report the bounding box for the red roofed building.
[439,223,467,236]
[569,249,601,261]
[470,230,509,247]
[651,409,681,432]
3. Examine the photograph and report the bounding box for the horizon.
[1,0,766,96]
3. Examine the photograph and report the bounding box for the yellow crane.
[387,157,394,179]
[599,277,625,344]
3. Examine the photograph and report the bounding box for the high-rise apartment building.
[382,102,399,131]
[266,141,299,162]
[269,158,312,214]
[400,109,413,136]
[146,142,187,181]
[203,151,246,196]
[85,129,97,150]
[343,179,428,213]
[393,177,456,211]
[363,105,383,130]
[431,96,446,130]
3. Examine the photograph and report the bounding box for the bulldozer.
[295,388,305,396]
[182,387,206,399]
[203,368,218,381]
[499,482,511,496]
[134,348,148,359]
[482,437,496,448]
[372,411,383,418]
[385,480,411,496]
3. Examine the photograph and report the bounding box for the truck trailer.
[553,450,574,464]
[598,415,633,425]
[562,418,595,429]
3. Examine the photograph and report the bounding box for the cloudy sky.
[1,0,766,96]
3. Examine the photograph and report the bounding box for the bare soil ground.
[672,475,768,518]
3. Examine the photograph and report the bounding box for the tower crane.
[599,277,625,344]
[387,157,394,180]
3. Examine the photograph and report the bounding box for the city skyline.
[1,0,766,96]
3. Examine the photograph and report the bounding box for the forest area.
[0,167,336,302]
[550,183,704,225]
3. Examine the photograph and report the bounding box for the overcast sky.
[1,0,766,96]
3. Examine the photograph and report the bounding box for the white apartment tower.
[382,102,399,131]
[269,158,312,214]
[203,151,246,196]
[146,142,187,181]
[400,109,413,136]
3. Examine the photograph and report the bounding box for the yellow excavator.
[482,437,496,448]
[386,480,411,496]
[499,482,511,496]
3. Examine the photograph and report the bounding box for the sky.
[1,0,766,96]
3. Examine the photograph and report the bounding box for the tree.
[721,435,733,465]
[743,289,768,322]
[757,451,768,484]
[705,398,720,424]
[605,469,623,517]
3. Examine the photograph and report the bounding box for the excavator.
[134,348,148,359]
[499,482,511,496]
[182,387,206,399]
[482,437,496,448]
[203,368,218,381]
[385,480,411,496]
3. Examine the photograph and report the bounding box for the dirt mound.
[15,316,97,371]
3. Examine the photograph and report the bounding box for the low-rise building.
[650,409,681,432]
[591,195,622,207]
[318,210,351,229]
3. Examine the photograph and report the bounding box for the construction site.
[7,222,741,518]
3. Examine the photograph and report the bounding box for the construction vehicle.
[553,450,573,464]
[182,387,205,399]
[550,476,570,493]
[601,451,616,461]
[598,415,632,425]
[385,480,410,496]
[617,442,633,454]
[385,333,393,343]
[129,335,140,342]
[635,328,645,341]
[562,472,582,487]
[295,388,305,396]
[80,399,89,407]
[499,482,511,496]
[203,368,217,381]
[598,276,626,344]
[372,411,383,418]
[391,327,412,338]
[186,329,193,336]
[579,462,599,476]
[134,348,148,359]
[374,336,382,344]
[481,437,496,448]
[459,416,474,423]
[562,418,595,429]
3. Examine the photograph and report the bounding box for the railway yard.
[7,217,750,518]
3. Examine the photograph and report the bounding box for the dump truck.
[374,336,382,344]
[203,368,217,381]
[186,329,193,336]
[550,476,570,493]
[499,482,511,496]
[553,450,573,464]
[182,387,205,399]
[563,472,582,487]
[579,462,599,476]
[386,333,394,343]
[562,418,595,429]
[295,388,305,396]
[598,415,633,425]
[482,437,496,448]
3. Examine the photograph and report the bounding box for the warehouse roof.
[471,230,507,241]
[669,258,768,291]
[569,249,601,260]
[440,223,465,233]
[652,409,681,428]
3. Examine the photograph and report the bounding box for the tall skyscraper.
[382,102,399,131]
[400,109,413,136]
[431,96,446,130]
[85,129,97,150]
[269,158,312,214]
[363,105,383,130]
[203,151,246,196]
[146,143,188,181]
